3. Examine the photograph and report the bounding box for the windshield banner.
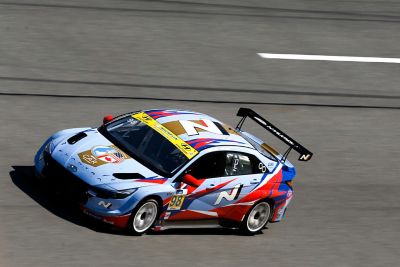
[132,112,198,159]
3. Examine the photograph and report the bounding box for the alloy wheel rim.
[247,202,270,232]
[133,202,157,233]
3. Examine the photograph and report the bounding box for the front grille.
[42,152,90,203]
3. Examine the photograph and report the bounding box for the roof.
[144,109,254,151]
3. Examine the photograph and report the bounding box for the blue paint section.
[282,165,296,181]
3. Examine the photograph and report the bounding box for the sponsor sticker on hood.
[78,145,130,167]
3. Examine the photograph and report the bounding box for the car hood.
[50,129,166,189]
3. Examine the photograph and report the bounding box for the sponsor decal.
[254,116,295,146]
[78,145,129,167]
[214,184,243,205]
[267,162,275,167]
[132,112,198,159]
[92,146,125,163]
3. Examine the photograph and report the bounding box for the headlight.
[93,187,137,199]
[38,140,54,161]
[44,141,55,154]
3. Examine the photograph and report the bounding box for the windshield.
[101,116,189,177]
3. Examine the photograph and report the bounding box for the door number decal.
[168,194,186,210]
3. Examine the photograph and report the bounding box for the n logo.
[214,184,243,205]
[98,201,112,209]
[180,119,223,136]
[299,154,312,161]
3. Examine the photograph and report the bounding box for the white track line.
[257,53,400,64]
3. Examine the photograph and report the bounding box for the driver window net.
[224,153,252,176]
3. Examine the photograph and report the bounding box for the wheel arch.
[138,194,164,215]
[263,198,275,220]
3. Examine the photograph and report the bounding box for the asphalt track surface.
[0,1,399,266]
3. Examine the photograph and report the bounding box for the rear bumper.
[270,190,293,222]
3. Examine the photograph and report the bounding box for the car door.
[214,151,268,208]
[166,151,226,221]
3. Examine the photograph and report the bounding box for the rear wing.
[236,108,313,162]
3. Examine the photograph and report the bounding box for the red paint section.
[237,170,283,204]
[167,210,216,221]
[198,120,208,127]
[212,205,252,222]
[81,206,130,228]
[209,170,286,222]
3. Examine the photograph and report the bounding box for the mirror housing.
[103,115,114,124]
[182,174,202,187]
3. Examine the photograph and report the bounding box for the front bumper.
[38,152,133,228]
[80,206,131,228]
[40,151,90,203]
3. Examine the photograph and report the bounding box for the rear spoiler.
[236,108,313,162]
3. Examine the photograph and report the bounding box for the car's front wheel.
[240,201,271,235]
[128,199,159,235]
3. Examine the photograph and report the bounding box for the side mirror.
[182,174,202,187]
[103,115,114,124]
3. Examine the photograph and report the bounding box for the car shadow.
[149,227,266,236]
[10,165,130,236]
[10,165,263,236]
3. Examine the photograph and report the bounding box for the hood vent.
[67,132,87,145]
[113,173,145,180]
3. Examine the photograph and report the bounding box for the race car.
[34,108,312,235]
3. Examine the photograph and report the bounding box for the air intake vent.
[113,173,145,180]
[67,132,87,145]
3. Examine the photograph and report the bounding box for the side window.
[224,152,267,176]
[185,151,225,179]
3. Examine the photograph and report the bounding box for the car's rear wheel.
[128,199,159,235]
[240,201,270,235]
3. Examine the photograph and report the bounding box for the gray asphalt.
[0,1,399,266]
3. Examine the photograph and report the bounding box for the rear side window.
[184,151,268,180]
[224,152,267,176]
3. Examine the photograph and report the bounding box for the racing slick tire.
[240,201,271,235]
[127,199,159,235]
